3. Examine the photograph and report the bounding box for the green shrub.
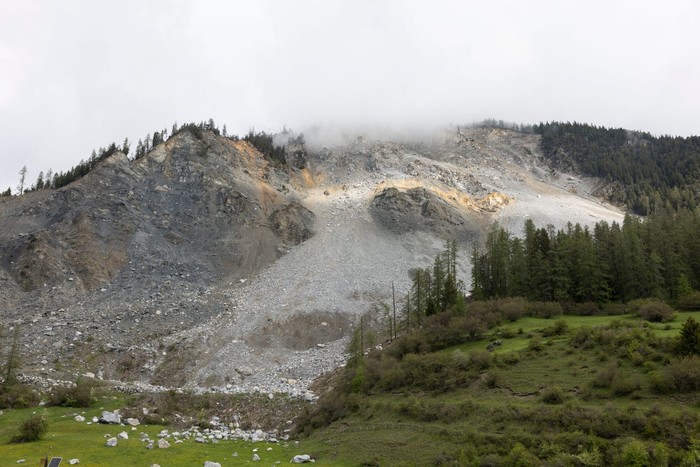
[0,383,39,409]
[681,439,700,467]
[618,439,650,467]
[497,327,517,339]
[528,337,544,352]
[637,301,675,323]
[564,301,600,316]
[677,316,700,356]
[497,297,528,322]
[483,370,501,389]
[11,413,48,443]
[600,302,627,316]
[541,386,565,404]
[504,442,541,466]
[529,302,563,318]
[543,319,569,337]
[47,379,98,407]
[469,350,492,371]
[611,374,641,396]
[592,364,619,388]
[651,357,700,393]
[677,292,700,311]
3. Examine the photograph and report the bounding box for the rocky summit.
[0,126,624,395]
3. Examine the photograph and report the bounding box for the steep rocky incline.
[0,127,625,395]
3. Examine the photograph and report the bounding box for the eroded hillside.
[0,127,624,395]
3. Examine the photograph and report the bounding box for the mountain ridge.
[0,126,625,395]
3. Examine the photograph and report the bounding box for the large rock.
[99,411,121,424]
[157,439,170,449]
[370,185,483,242]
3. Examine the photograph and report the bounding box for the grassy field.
[2,311,700,466]
[296,311,700,466]
[0,399,312,467]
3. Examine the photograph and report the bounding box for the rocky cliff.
[0,127,624,395]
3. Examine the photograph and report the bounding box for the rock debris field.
[1,127,625,401]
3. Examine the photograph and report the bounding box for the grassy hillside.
[1,313,699,466]
[0,406,309,466]
[295,309,700,466]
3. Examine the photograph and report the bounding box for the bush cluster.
[651,357,700,393]
[11,413,48,443]
[46,379,98,407]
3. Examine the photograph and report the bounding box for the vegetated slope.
[0,126,624,393]
[295,304,700,466]
[535,121,700,214]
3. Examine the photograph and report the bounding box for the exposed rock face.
[0,131,315,294]
[370,185,485,242]
[0,127,624,391]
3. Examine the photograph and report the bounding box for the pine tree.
[35,171,44,190]
[678,316,700,355]
[17,165,27,195]
[2,326,20,389]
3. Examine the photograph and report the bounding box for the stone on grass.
[292,454,313,463]
[117,431,129,440]
[252,453,261,461]
[69,460,80,465]
[158,439,170,449]
[204,462,221,467]
[99,411,121,424]
[125,417,140,426]
[105,437,118,447]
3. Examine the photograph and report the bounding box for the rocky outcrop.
[370,185,485,242]
[0,127,623,392]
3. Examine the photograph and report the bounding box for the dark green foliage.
[678,316,700,355]
[2,326,20,389]
[0,382,39,409]
[36,140,127,189]
[47,379,98,407]
[542,319,569,337]
[636,301,675,322]
[540,386,565,404]
[534,121,700,214]
[592,364,619,388]
[650,356,700,393]
[0,187,11,196]
[471,210,700,305]
[0,325,40,409]
[11,413,48,443]
[610,374,641,396]
[619,439,650,467]
[407,241,463,326]
[677,292,700,310]
[244,130,286,165]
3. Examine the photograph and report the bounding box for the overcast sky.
[1,0,699,192]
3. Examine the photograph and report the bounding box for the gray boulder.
[99,411,121,424]
[105,437,118,447]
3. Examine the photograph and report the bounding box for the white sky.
[1,0,699,192]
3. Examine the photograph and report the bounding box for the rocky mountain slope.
[0,127,624,395]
